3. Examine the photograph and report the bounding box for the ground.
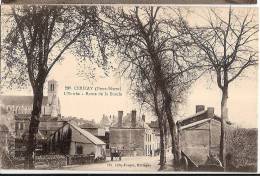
[62,153,175,172]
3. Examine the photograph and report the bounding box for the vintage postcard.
[0,5,258,173]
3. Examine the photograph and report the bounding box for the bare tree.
[102,6,199,168]
[180,8,258,167]
[1,5,107,168]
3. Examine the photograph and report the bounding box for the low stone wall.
[35,155,67,169]
[67,154,95,165]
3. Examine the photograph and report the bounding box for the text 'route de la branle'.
[63,85,122,96]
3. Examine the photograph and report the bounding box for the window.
[50,83,55,91]
[76,145,83,155]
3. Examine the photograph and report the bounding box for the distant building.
[148,119,171,151]
[177,105,231,165]
[109,110,159,156]
[0,80,64,156]
[0,124,15,156]
[61,116,96,127]
[48,122,106,159]
[0,79,61,118]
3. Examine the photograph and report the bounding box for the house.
[48,122,106,159]
[109,110,159,156]
[177,105,231,165]
[80,122,109,149]
[148,119,172,151]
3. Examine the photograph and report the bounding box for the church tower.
[48,80,58,105]
[47,80,60,117]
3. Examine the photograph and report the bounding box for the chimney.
[207,107,214,118]
[142,115,145,122]
[131,110,137,128]
[118,111,123,127]
[196,105,205,113]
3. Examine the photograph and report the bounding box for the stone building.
[177,105,231,165]
[148,119,171,152]
[109,110,159,156]
[0,79,61,118]
[48,122,106,159]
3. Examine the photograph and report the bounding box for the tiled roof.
[0,95,48,106]
[69,122,105,145]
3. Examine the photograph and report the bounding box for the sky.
[3,53,258,128]
[51,56,258,128]
[0,6,258,128]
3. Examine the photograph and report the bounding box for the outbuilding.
[48,122,106,159]
[177,105,231,166]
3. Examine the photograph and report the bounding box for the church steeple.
[48,80,58,105]
[47,80,60,117]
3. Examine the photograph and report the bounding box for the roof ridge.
[68,122,105,145]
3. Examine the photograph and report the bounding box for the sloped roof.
[80,122,99,129]
[15,114,31,120]
[69,122,105,145]
[14,114,65,122]
[0,124,9,132]
[177,110,230,128]
[0,95,48,106]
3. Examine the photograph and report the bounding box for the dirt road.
[61,155,175,172]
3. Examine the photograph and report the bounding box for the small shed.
[48,122,106,159]
[177,105,231,165]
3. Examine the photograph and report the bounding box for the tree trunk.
[153,56,181,167]
[163,116,167,162]
[163,93,181,166]
[158,115,166,170]
[220,87,228,168]
[24,85,44,169]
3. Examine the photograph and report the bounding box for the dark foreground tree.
[102,6,199,168]
[180,8,258,167]
[2,5,108,169]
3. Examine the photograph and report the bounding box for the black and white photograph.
[0,5,259,173]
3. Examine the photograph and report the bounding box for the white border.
[1,1,259,174]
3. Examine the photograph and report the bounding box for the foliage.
[226,127,257,168]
